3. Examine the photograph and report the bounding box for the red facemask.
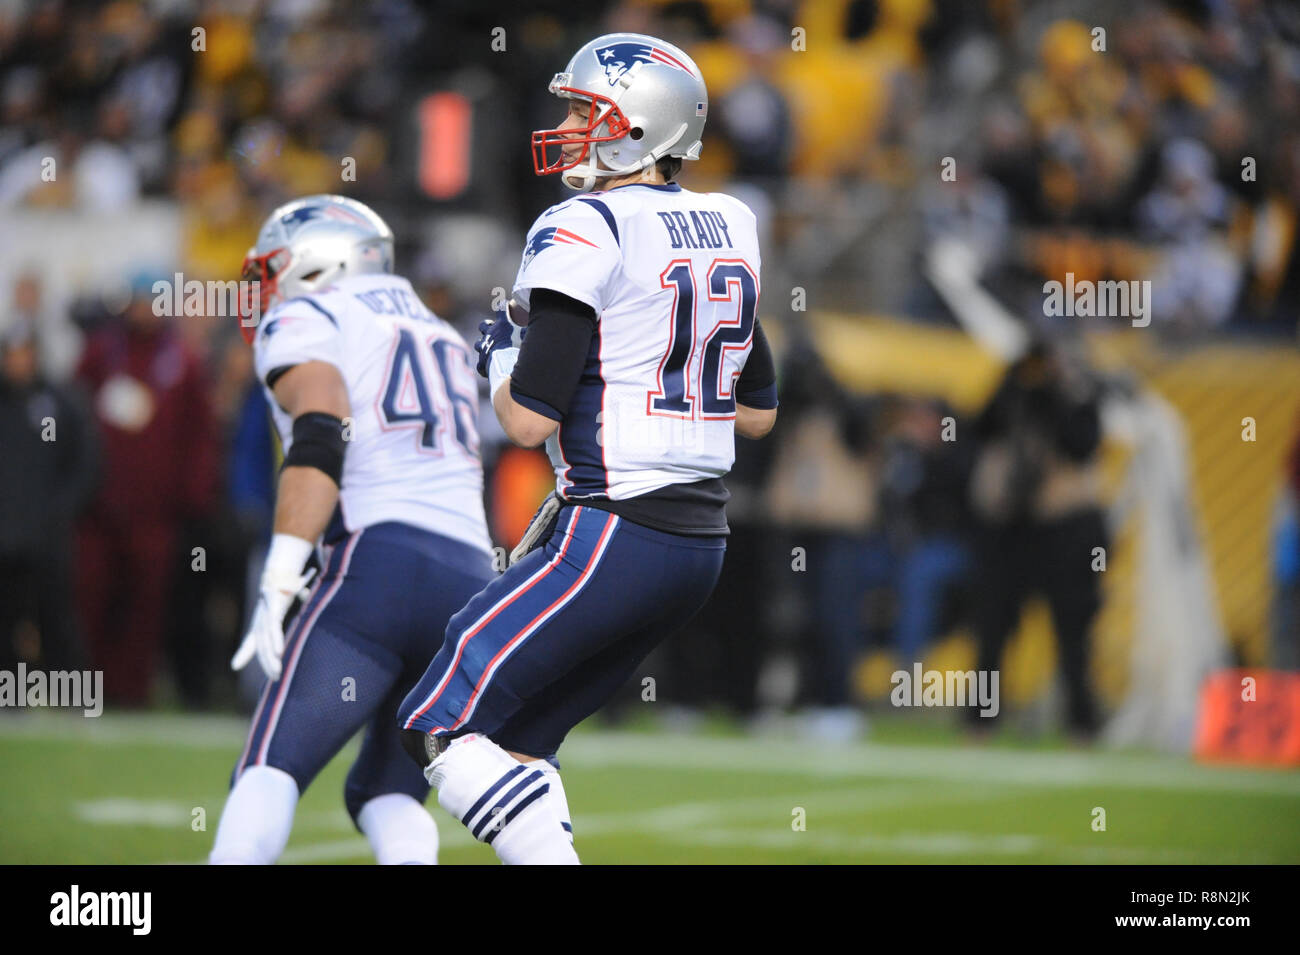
[531,88,632,178]
[237,247,290,344]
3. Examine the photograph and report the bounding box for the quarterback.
[210,195,494,864]
[399,33,778,863]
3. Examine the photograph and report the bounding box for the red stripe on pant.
[434,511,618,734]
[402,507,586,729]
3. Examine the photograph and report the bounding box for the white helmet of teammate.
[532,33,708,192]
[239,194,394,342]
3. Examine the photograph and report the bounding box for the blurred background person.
[74,272,219,706]
[876,395,974,665]
[0,319,97,676]
[764,343,882,740]
[6,270,82,383]
[966,340,1108,740]
[1138,137,1242,330]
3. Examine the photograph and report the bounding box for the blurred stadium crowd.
[2,0,1299,741]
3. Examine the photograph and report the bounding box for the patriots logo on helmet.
[280,206,321,227]
[593,42,694,86]
[522,226,599,267]
[280,203,372,231]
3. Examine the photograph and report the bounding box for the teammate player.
[210,195,494,864]
[398,33,778,864]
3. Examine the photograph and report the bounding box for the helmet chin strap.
[561,166,599,191]
[563,123,689,192]
[281,261,347,300]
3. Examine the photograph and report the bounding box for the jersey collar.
[600,182,682,193]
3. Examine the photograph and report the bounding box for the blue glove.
[474,315,524,379]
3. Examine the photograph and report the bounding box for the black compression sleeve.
[509,287,597,421]
[283,411,346,485]
[736,319,778,409]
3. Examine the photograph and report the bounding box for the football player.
[210,195,494,864]
[399,33,778,864]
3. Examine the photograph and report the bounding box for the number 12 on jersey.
[648,257,758,420]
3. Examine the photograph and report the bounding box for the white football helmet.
[532,33,708,191]
[239,194,393,342]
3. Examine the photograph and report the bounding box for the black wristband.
[284,411,347,486]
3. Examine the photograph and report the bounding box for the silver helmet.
[239,194,393,341]
[532,33,708,191]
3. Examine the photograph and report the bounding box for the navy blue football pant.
[231,522,495,823]
[400,504,726,762]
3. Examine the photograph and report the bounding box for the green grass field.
[1,710,1297,864]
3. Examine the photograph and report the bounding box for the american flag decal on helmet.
[696,102,706,116]
[594,42,695,86]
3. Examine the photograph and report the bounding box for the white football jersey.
[511,182,762,501]
[253,273,491,555]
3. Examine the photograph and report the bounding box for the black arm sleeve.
[736,319,778,409]
[508,287,597,421]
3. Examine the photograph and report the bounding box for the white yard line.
[8,711,1298,796]
[0,712,253,748]
[74,799,358,832]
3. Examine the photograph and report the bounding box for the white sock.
[428,734,579,865]
[532,760,574,845]
[357,793,439,865]
[210,765,299,864]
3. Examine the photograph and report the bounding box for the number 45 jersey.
[252,273,492,555]
[511,182,773,533]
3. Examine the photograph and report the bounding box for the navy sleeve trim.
[285,296,338,327]
[736,380,778,410]
[509,385,564,422]
[576,197,619,246]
